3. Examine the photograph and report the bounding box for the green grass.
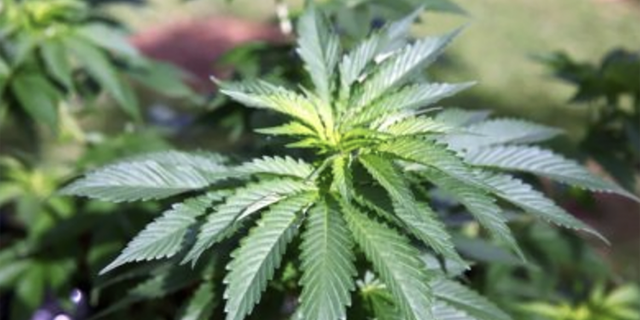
[423,0,640,141]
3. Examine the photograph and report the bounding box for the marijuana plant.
[62,6,638,320]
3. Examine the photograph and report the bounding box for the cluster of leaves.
[521,284,640,320]
[0,131,177,319]
[0,0,195,132]
[540,50,640,191]
[63,6,638,320]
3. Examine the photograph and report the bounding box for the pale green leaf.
[182,179,316,265]
[432,300,475,320]
[379,115,455,136]
[421,168,522,259]
[465,145,637,200]
[351,82,475,127]
[177,280,216,320]
[99,192,224,274]
[255,121,317,137]
[435,108,491,127]
[443,118,563,152]
[10,72,59,130]
[359,153,463,264]
[64,36,139,119]
[296,5,340,104]
[237,156,314,179]
[219,80,324,133]
[224,192,315,320]
[431,278,512,320]
[76,23,140,60]
[61,152,230,202]
[342,201,435,320]
[41,39,73,89]
[353,29,462,109]
[298,197,357,320]
[471,170,606,242]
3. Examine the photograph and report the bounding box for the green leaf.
[435,108,491,127]
[432,300,475,320]
[471,170,606,242]
[237,156,314,179]
[296,4,340,104]
[255,121,317,137]
[183,179,316,265]
[224,192,315,320]
[10,72,60,130]
[353,29,462,109]
[100,192,224,274]
[40,39,73,89]
[64,36,140,119]
[92,264,201,319]
[421,168,522,259]
[298,197,357,320]
[331,155,353,200]
[177,280,217,320]
[359,153,463,264]
[431,278,512,320]
[130,61,197,100]
[351,82,475,126]
[219,80,324,134]
[465,145,637,200]
[342,201,435,320]
[379,137,475,184]
[443,118,563,152]
[76,23,140,60]
[379,115,455,136]
[61,152,230,202]
[338,7,421,101]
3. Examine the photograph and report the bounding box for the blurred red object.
[130,17,285,92]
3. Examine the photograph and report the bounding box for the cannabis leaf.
[63,5,637,320]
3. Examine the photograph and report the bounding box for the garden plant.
[60,5,639,320]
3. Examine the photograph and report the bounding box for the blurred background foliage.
[0,0,638,319]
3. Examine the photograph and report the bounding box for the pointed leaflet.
[342,201,435,320]
[61,152,230,203]
[435,108,491,127]
[353,28,463,109]
[224,192,316,320]
[64,36,139,119]
[421,168,522,258]
[443,119,563,152]
[296,5,340,104]
[379,137,476,185]
[331,155,353,200]
[359,153,463,264]
[298,197,357,320]
[255,121,317,137]
[431,278,512,320]
[432,301,475,320]
[379,115,455,136]
[183,179,316,265]
[338,8,422,100]
[41,39,73,89]
[464,145,637,200]
[471,170,605,241]
[177,280,216,320]
[76,24,140,60]
[219,80,324,134]
[350,82,475,127]
[236,156,314,179]
[11,72,60,130]
[99,192,226,275]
